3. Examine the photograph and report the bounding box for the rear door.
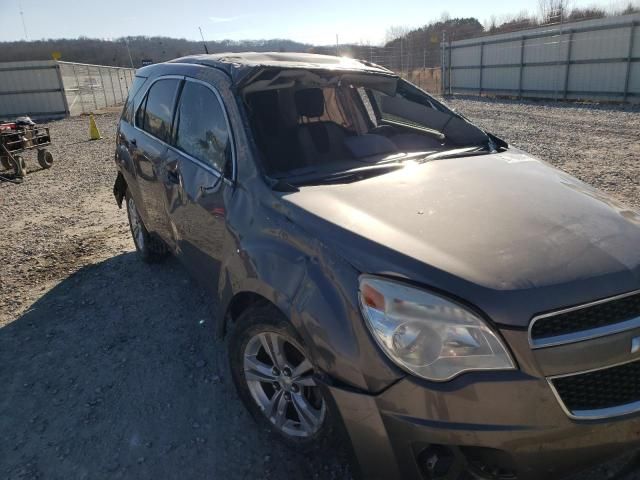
[130,77,181,245]
[162,78,235,294]
[115,75,147,183]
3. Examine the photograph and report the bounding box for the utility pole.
[18,0,29,40]
[336,34,339,56]
[400,37,403,77]
[199,27,209,54]
[440,31,444,93]
[124,38,135,68]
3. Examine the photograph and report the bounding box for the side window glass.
[357,87,377,126]
[372,89,441,131]
[174,82,232,174]
[135,95,146,127]
[121,76,147,124]
[138,78,179,142]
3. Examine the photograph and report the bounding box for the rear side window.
[174,82,232,174]
[121,76,147,124]
[137,78,179,142]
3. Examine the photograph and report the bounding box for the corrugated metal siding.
[0,60,135,119]
[571,27,629,60]
[524,34,569,63]
[522,65,564,91]
[451,14,639,46]
[630,63,640,93]
[484,40,521,65]
[0,60,68,119]
[57,62,135,116]
[452,69,480,89]
[444,13,640,102]
[483,67,519,90]
[570,62,627,91]
[452,45,481,66]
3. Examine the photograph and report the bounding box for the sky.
[0,0,637,45]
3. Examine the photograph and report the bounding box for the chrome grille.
[550,360,640,419]
[529,290,640,349]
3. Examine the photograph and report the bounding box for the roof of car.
[160,51,393,85]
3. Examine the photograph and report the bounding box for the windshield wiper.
[420,146,494,162]
[269,178,299,192]
[271,146,496,189]
[287,163,404,186]
[382,118,446,141]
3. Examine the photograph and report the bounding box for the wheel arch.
[216,203,403,392]
[114,171,128,208]
[217,253,402,392]
[218,274,297,337]
[223,291,273,333]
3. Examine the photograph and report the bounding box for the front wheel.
[125,189,168,263]
[37,149,54,169]
[229,303,340,452]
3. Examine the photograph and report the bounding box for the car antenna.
[199,27,210,54]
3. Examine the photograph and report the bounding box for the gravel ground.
[0,98,639,480]
[446,96,640,209]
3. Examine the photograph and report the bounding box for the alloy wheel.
[243,331,326,437]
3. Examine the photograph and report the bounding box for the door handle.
[130,138,137,146]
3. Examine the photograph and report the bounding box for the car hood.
[280,149,640,327]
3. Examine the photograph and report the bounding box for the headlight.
[358,276,515,381]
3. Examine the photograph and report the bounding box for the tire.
[228,303,344,453]
[37,149,54,169]
[12,155,26,178]
[125,188,169,263]
[0,156,10,171]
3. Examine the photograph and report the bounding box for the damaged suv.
[113,53,640,480]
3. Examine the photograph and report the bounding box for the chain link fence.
[58,61,136,116]
[313,44,444,95]
[368,47,442,94]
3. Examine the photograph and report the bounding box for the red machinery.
[0,118,53,180]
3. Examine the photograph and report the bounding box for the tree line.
[314,2,639,74]
[1,1,637,70]
[0,37,311,67]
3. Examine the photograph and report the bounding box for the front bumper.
[328,346,640,480]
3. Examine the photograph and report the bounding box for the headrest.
[294,88,325,118]
[249,90,281,135]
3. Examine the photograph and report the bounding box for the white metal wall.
[0,60,136,120]
[443,14,640,102]
[0,60,69,120]
[58,62,136,116]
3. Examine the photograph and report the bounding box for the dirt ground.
[1,98,639,479]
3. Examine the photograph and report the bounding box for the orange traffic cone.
[89,114,102,140]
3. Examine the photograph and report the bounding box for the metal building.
[0,60,136,120]
[443,13,640,102]
[0,61,68,119]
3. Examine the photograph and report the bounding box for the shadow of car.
[0,253,351,479]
